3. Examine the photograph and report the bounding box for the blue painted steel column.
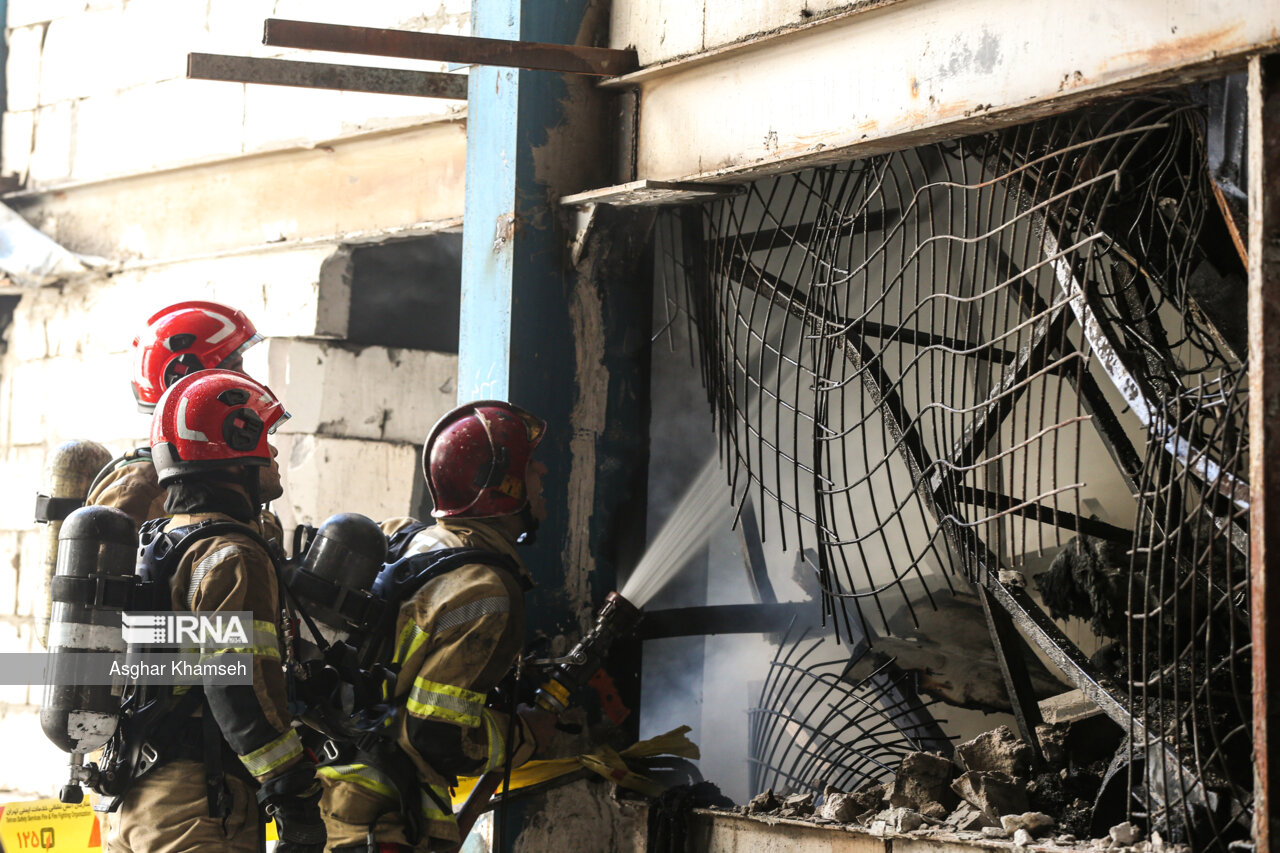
[459,0,591,553]
[458,0,589,847]
[459,1,654,846]
[459,0,590,624]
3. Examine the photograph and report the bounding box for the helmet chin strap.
[515,505,539,546]
[243,467,262,509]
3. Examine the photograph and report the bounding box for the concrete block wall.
[0,0,470,805]
[2,0,471,187]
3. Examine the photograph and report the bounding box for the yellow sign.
[0,799,101,852]
[0,797,278,848]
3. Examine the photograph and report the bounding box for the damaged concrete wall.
[609,0,876,66]
[0,0,469,798]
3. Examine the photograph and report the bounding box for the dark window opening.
[347,233,462,352]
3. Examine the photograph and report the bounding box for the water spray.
[621,455,733,607]
[534,591,643,715]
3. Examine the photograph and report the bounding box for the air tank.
[40,505,136,756]
[288,512,387,637]
[34,440,113,648]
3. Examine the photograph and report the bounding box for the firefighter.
[318,400,558,852]
[87,300,263,526]
[106,369,324,853]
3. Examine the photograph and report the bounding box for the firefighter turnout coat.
[107,511,307,853]
[86,451,167,527]
[86,449,285,539]
[318,517,537,851]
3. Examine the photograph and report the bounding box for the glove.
[257,765,327,853]
[517,703,561,759]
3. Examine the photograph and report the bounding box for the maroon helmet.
[425,400,546,518]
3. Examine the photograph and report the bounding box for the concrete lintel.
[4,119,467,261]
[617,0,1280,183]
[688,810,1075,851]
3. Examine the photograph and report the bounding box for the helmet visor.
[267,410,291,435]
[218,332,264,370]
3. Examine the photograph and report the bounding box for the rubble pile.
[725,724,1191,851]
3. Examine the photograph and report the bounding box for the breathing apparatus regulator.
[282,512,398,740]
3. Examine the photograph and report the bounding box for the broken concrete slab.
[873,807,924,833]
[956,725,1033,779]
[1039,688,1103,725]
[945,802,988,831]
[920,800,948,820]
[844,592,1069,712]
[887,751,958,812]
[951,769,1028,824]
[781,791,815,817]
[1109,821,1141,845]
[1037,722,1069,767]
[745,789,780,814]
[850,781,886,813]
[818,791,862,823]
[1001,811,1055,836]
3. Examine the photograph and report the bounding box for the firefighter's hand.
[518,704,560,758]
[258,766,326,853]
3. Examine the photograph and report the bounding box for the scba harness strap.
[96,517,284,817]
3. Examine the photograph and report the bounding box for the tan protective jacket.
[163,511,305,784]
[86,453,167,527]
[318,517,536,850]
[86,449,284,541]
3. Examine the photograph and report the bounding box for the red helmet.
[150,369,288,485]
[132,301,262,413]
[425,400,547,518]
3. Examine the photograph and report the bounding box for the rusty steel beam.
[187,53,467,99]
[262,18,637,78]
[1249,51,1280,853]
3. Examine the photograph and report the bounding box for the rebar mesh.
[655,92,1253,846]
[748,628,946,797]
[1123,366,1252,849]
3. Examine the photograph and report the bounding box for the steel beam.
[952,486,1132,545]
[186,53,467,99]
[635,603,817,640]
[1248,51,1280,853]
[737,495,779,605]
[263,18,637,77]
[604,0,1280,184]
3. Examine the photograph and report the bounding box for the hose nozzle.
[535,591,641,714]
